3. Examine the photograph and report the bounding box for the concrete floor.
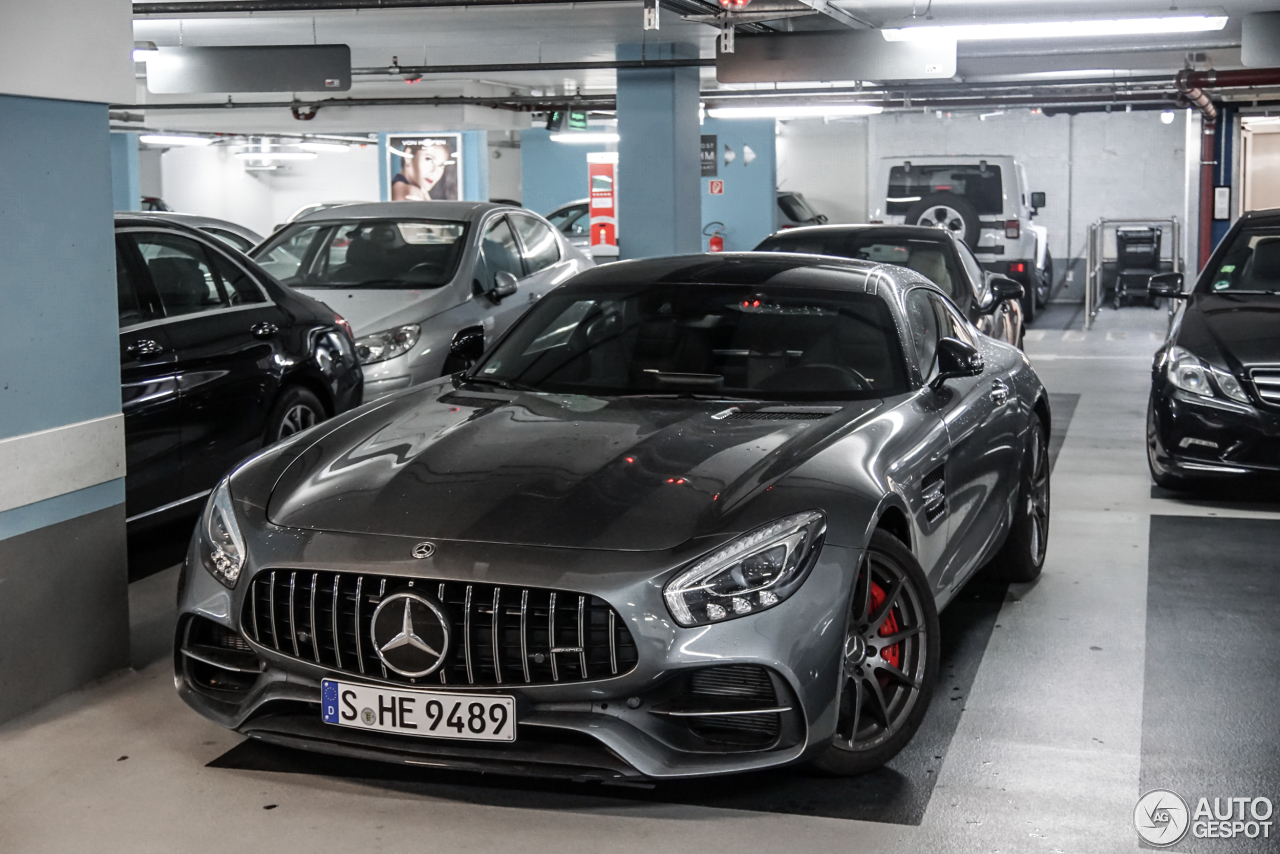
[3,305,1277,853]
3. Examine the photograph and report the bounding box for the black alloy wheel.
[812,529,939,776]
[987,412,1050,582]
[265,386,326,445]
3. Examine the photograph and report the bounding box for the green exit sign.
[568,111,589,130]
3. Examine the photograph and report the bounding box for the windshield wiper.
[463,376,541,393]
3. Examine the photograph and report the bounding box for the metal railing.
[1084,217,1183,330]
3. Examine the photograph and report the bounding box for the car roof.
[291,200,515,224]
[117,211,263,240]
[763,224,955,243]
[1239,207,1280,225]
[560,251,936,299]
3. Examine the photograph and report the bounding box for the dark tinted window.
[253,219,467,289]
[135,232,226,318]
[547,203,588,234]
[117,244,144,327]
[480,216,525,287]
[512,214,562,273]
[474,284,908,401]
[208,250,267,306]
[1202,227,1280,293]
[778,193,820,223]
[758,233,962,301]
[887,164,1003,216]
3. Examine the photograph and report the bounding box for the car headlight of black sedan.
[1163,345,1250,404]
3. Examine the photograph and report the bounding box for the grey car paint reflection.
[252,201,592,402]
[133,211,265,253]
[174,254,1047,779]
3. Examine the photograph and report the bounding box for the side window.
[547,203,588,233]
[135,232,227,319]
[512,215,562,274]
[563,209,588,236]
[928,291,977,347]
[904,289,942,380]
[117,243,146,328]
[479,216,524,289]
[256,224,325,283]
[956,242,986,289]
[208,250,268,306]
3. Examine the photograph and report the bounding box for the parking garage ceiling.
[124,0,1279,132]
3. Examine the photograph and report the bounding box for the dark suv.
[115,213,363,526]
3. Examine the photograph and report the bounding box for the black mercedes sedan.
[1147,209,1280,489]
[756,224,1025,349]
[174,253,1049,781]
[116,213,363,527]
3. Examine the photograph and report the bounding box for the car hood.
[267,384,883,550]
[294,285,456,336]
[1181,293,1280,370]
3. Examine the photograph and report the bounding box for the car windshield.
[779,193,819,223]
[887,164,1003,216]
[1202,226,1280,294]
[252,218,468,289]
[471,283,908,401]
[757,233,960,301]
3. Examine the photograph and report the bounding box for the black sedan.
[756,225,1025,349]
[116,213,363,527]
[174,252,1049,780]
[1147,209,1280,489]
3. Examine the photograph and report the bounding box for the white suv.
[873,155,1052,321]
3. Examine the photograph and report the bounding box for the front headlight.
[664,511,826,628]
[354,323,421,365]
[201,477,246,588]
[1166,346,1249,404]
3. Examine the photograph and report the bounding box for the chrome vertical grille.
[1250,369,1280,408]
[244,571,638,688]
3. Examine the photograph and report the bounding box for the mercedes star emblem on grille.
[369,592,450,677]
[411,542,436,559]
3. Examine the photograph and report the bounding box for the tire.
[810,529,940,776]
[1147,395,1192,491]
[986,411,1050,583]
[1036,250,1054,309]
[904,192,981,249]
[1022,286,1037,325]
[264,386,326,446]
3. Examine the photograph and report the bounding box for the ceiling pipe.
[353,58,716,76]
[136,0,637,12]
[1174,69,1218,120]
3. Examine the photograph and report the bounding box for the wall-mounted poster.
[387,133,462,201]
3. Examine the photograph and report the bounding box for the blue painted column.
[520,128,607,216]
[616,42,702,259]
[700,117,777,252]
[109,131,140,211]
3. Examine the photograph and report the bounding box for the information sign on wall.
[701,135,718,177]
[588,152,619,259]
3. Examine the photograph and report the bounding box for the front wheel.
[264,386,326,445]
[1036,250,1054,309]
[810,530,939,776]
[986,411,1050,582]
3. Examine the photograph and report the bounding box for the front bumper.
[175,524,860,780]
[1149,384,1280,478]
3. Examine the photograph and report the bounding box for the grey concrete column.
[615,42,703,259]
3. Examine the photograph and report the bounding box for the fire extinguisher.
[703,221,726,253]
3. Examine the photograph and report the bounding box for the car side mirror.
[1030,191,1046,210]
[490,270,519,302]
[1148,272,1187,299]
[930,337,984,389]
[449,328,485,368]
[989,276,1025,304]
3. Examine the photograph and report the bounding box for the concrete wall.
[1244,131,1280,212]
[488,136,523,203]
[0,90,130,722]
[701,117,778,252]
[161,143,381,237]
[776,118,870,225]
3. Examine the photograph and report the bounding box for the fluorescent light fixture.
[706,104,883,119]
[133,41,159,62]
[882,15,1228,42]
[243,165,279,172]
[1161,110,1177,124]
[235,151,318,161]
[1243,115,1280,126]
[550,132,620,144]
[297,141,350,153]
[139,134,212,147]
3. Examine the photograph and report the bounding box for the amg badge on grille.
[370,593,450,677]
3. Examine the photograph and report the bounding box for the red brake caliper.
[869,580,901,675]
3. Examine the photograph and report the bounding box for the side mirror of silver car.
[491,271,519,302]
[930,337,984,389]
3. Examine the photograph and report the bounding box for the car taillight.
[334,314,355,343]
[1005,219,1020,239]
[1009,261,1026,275]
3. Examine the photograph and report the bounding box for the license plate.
[321,679,516,742]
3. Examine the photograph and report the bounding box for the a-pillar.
[0,0,134,723]
[615,43,702,259]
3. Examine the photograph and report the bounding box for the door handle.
[251,322,279,340]
[990,378,1010,406]
[126,339,164,357]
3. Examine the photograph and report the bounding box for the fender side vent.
[922,464,947,524]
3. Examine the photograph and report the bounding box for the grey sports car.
[175,252,1051,780]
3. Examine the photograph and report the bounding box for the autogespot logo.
[1135,789,1275,844]
[1135,790,1191,847]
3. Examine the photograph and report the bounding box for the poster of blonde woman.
[388,134,462,201]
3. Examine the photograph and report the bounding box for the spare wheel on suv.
[905,192,981,248]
